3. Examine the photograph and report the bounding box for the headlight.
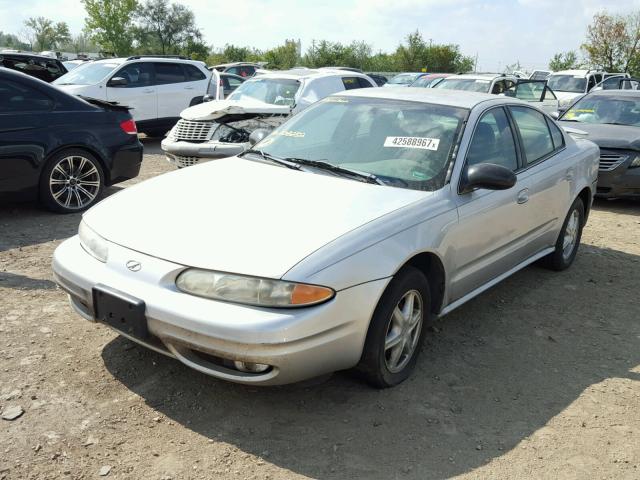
[78,220,108,263]
[176,269,335,308]
[630,155,640,168]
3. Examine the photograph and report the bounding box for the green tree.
[23,17,71,51]
[548,51,579,71]
[264,40,299,69]
[82,0,138,55]
[583,10,640,73]
[0,31,30,50]
[135,0,201,55]
[393,31,473,72]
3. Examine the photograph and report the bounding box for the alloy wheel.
[562,208,580,260]
[49,155,101,210]
[384,289,424,373]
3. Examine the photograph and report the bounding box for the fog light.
[233,361,270,373]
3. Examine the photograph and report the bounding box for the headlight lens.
[176,269,335,308]
[78,220,108,263]
[630,155,640,168]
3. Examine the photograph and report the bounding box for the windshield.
[561,95,640,126]
[53,62,119,85]
[253,96,467,191]
[387,73,420,85]
[434,78,491,93]
[227,78,300,105]
[547,75,587,93]
[411,76,443,88]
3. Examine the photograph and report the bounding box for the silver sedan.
[53,88,599,387]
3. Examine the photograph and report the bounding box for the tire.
[357,266,431,388]
[541,197,585,271]
[39,149,104,214]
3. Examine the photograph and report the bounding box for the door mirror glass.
[460,163,517,193]
[108,76,128,87]
[249,128,270,146]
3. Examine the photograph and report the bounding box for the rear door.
[105,62,157,122]
[153,62,196,120]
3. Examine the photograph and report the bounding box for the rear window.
[153,63,186,84]
[0,79,54,112]
[2,57,65,82]
[184,64,206,81]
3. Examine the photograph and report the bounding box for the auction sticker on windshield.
[384,136,440,151]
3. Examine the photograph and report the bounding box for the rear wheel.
[39,149,104,213]
[541,197,585,271]
[357,266,431,388]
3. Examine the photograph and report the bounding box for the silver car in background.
[53,88,598,388]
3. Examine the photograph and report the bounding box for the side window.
[491,80,505,94]
[510,106,555,164]
[587,75,596,91]
[227,77,243,88]
[183,65,206,81]
[239,66,255,77]
[153,62,186,84]
[466,107,518,171]
[341,77,361,90]
[112,62,153,88]
[0,79,54,112]
[225,66,240,76]
[546,117,565,150]
[357,77,373,88]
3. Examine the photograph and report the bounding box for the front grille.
[174,155,201,168]
[599,153,628,171]
[173,119,215,142]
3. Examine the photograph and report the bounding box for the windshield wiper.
[284,158,385,185]
[601,122,633,126]
[240,149,301,170]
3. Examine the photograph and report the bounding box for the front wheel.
[541,197,585,271]
[39,149,104,213]
[357,266,431,388]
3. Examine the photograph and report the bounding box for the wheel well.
[43,145,110,185]
[402,252,446,315]
[577,186,592,221]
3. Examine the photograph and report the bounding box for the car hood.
[180,99,291,122]
[555,91,582,106]
[83,158,427,279]
[558,122,640,150]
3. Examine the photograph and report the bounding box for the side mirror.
[550,111,560,120]
[248,128,270,146]
[203,94,214,102]
[107,76,127,87]
[460,163,516,194]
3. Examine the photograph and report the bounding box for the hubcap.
[49,155,100,209]
[384,290,423,374]
[562,209,580,260]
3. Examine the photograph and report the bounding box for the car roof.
[89,56,204,65]
[253,68,371,81]
[444,73,511,81]
[335,86,512,109]
[0,51,62,62]
[551,69,602,76]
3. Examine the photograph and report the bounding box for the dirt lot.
[1,139,639,480]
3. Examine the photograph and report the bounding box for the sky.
[1,0,639,71]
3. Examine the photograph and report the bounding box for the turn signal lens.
[176,269,335,308]
[291,284,334,305]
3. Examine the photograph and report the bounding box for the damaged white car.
[161,69,377,167]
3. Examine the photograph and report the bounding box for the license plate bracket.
[92,284,148,339]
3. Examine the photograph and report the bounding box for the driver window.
[112,63,153,88]
[467,108,518,171]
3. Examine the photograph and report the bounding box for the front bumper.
[52,237,387,385]
[161,136,248,168]
[596,163,640,198]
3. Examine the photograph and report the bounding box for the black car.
[0,52,67,83]
[0,68,143,213]
[365,73,388,86]
[559,90,640,199]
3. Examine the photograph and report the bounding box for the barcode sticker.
[384,136,440,151]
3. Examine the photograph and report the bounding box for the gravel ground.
[1,139,639,480]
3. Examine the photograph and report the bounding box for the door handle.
[184,86,194,90]
[517,188,529,204]
[143,89,154,93]
[565,169,575,181]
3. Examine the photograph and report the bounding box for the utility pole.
[474,52,478,73]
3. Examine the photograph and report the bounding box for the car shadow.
[101,243,640,479]
[592,197,640,216]
[140,136,164,155]
[0,271,57,290]
[0,185,124,253]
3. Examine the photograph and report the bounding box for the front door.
[105,62,157,122]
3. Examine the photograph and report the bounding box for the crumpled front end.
[161,114,289,168]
